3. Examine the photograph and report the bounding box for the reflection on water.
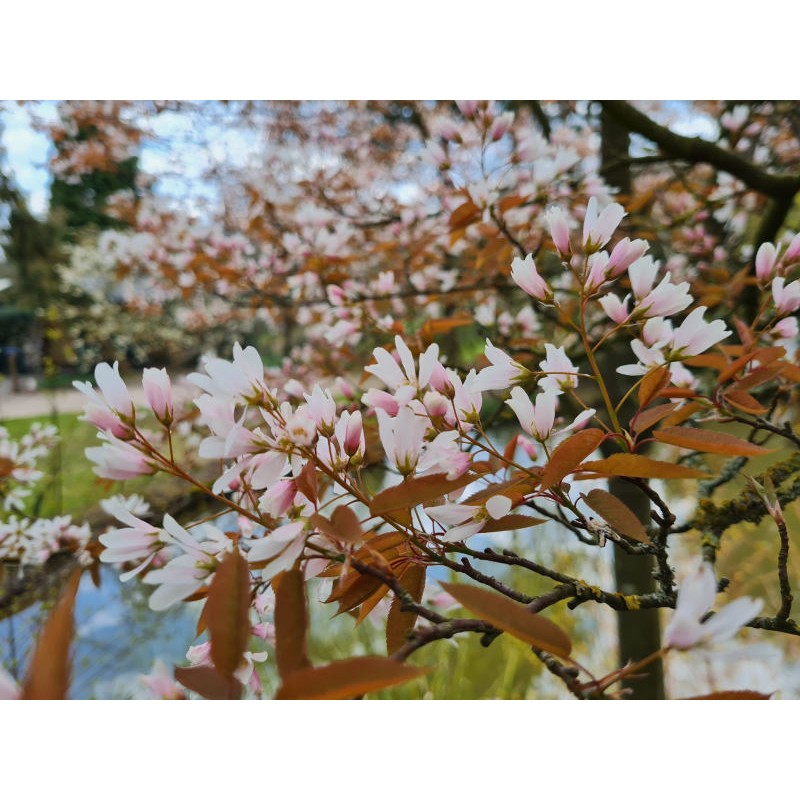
[1,566,196,699]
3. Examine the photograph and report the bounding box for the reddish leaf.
[295,460,318,505]
[582,489,650,543]
[734,363,785,391]
[205,548,251,680]
[465,474,539,506]
[717,346,785,385]
[582,454,709,479]
[480,514,546,533]
[632,403,678,434]
[653,426,773,457]
[441,582,571,658]
[331,505,366,544]
[386,564,427,655]
[22,569,81,700]
[684,354,729,371]
[370,471,482,515]
[274,656,429,700]
[503,434,519,463]
[660,400,703,428]
[685,690,771,700]
[539,429,605,491]
[174,665,241,700]
[723,389,768,415]
[419,315,473,345]
[638,365,670,409]
[781,363,800,383]
[274,567,312,680]
[449,199,480,231]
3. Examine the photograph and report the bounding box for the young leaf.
[686,690,771,700]
[582,489,650,543]
[22,569,82,700]
[653,426,773,456]
[330,505,366,544]
[274,567,312,680]
[734,363,785,391]
[174,665,242,700]
[659,400,703,428]
[274,656,429,700]
[723,389,768,415]
[370,471,482,515]
[205,548,251,680]
[386,564,427,655]
[539,429,605,491]
[631,403,678,434]
[480,514,547,533]
[440,582,571,658]
[295,460,319,505]
[638,365,670,409]
[582,454,709,479]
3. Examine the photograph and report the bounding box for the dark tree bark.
[599,103,665,699]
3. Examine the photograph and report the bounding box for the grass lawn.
[1,412,156,520]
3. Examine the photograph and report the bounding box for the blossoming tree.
[4,100,800,699]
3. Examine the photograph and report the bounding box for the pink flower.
[663,559,763,650]
[669,307,730,357]
[607,237,649,277]
[85,434,155,481]
[140,660,185,699]
[99,501,162,581]
[599,293,631,324]
[771,316,798,342]
[628,256,660,300]
[74,361,135,434]
[416,430,471,480]
[511,254,553,302]
[582,197,625,252]
[783,232,800,264]
[544,207,571,257]
[755,242,779,282]
[456,100,480,118]
[304,385,337,435]
[635,275,692,318]
[585,252,610,291]
[142,367,173,424]
[772,277,800,315]
[362,388,400,415]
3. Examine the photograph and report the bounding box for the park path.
[0,384,147,420]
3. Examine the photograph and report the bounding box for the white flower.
[376,407,428,475]
[506,387,595,444]
[365,336,441,405]
[538,344,579,395]
[663,559,763,651]
[427,495,513,542]
[669,307,730,357]
[470,339,529,392]
[582,197,625,251]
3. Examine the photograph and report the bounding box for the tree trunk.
[600,103,665,699]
